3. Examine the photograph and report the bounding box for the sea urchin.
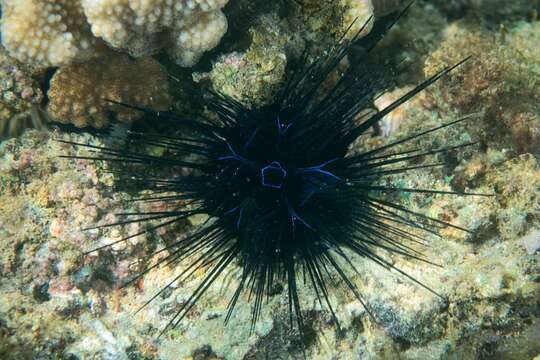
[63,13,483,336]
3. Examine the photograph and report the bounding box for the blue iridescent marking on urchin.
[218,141,249,163]
[297,159,342,207]
[296,158,341,181]
[276,116,293,137]
[284,196,313,231]
[225,205,245,229]
[261,161,288,189]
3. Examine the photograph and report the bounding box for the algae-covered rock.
[430,0,540,22]
[424,21,540,155]
[0,2,539,360]
[197,0,376,108]
[0,108,538,360]
[0,47,45,141]
[194,14,289,108]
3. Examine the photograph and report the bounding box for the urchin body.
[65,13,481,334]
[209,104,350,263]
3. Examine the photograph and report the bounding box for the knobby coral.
[0,0,229,67]
[47,54,171,129]
[0,0,229,128]
[81,0,229,66]
[0,0,104,67]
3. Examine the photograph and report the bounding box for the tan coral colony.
[81,0,229,66]
[47,54,171,128]
[0,0,103,67]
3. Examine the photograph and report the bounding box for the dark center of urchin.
[209,108,353,264]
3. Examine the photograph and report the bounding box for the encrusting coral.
[0,0,104,67]
[47,54,171,129]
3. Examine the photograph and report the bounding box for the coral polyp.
[64,17,482,335]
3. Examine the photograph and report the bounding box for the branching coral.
[81,0,229,66]
[0,0,104,67]
[47,54,171,129]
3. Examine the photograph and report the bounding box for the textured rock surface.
[289,0,374,45]
[193,14,288,108]
[431,0,540,22]
[0,118,537,360]
[0,1,539,359]
[424,21,540,155]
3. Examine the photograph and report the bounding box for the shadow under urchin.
[62,8,485,337]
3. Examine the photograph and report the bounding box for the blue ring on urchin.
[62,11,487,336]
